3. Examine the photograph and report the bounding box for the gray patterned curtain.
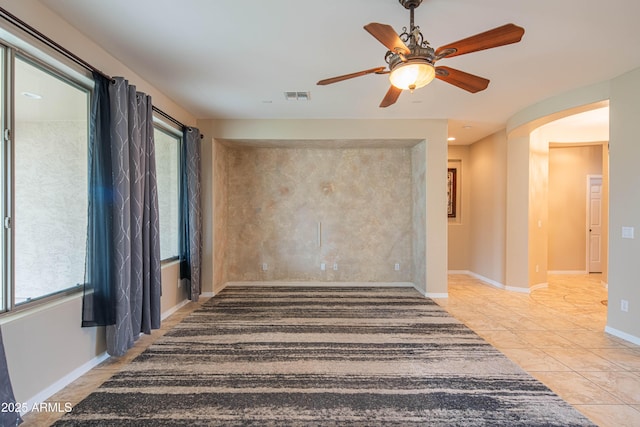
[179,127,202,302]
[106,77,162,357]
[0,328,22,426]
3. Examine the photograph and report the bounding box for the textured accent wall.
[213,141,230,290]
[411,142,426,289]
[225,146,413,282]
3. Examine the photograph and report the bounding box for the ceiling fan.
[317,0,525,107]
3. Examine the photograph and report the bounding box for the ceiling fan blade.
[364,23,411,55]
[317,67,387,85]
[435,23,524,60]
[379,85,402,108]
[435,66,490,93]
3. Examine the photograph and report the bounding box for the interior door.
[588,176,603,273]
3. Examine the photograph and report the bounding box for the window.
[154,124,180,261]
[1,45,91,312]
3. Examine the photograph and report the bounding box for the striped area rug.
[54,287,595,426]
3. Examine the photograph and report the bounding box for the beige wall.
[528,131,550,287]
[505,135,531,290]
[608,67,640,340]
[224,146,413,282]
[548,145,603,272]
[447,146,471,270]
[468,131,508,284]
[411,142,428,292]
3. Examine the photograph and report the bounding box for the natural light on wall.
[154,126,180,260]
[14,56,89,304]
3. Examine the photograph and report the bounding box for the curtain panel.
[103,77,162,357]
[179,127,202,302]
[0,328,22,426]
[82,72,116,327]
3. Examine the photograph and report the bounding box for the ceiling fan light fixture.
[389,60,435,92]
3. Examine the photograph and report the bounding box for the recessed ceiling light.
[462,125,473,129]
[22,91,42,99]
[447,137,456,141]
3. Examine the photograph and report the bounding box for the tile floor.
[21,274,640,426]
[435,274,640,427]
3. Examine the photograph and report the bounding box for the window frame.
[152,116,182,263]
[0,40,93,315]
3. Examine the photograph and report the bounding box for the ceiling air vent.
[284,91,311,101]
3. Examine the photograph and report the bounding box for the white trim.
[225,281,415,288]
[448,270,535,294]
[451,270,506,290]
[605,326,640,346]
[425,293,449,299]
[548,270,588,275]
[505,285,532,294]
[161,299,191,321]
[0,292,82,326]
[21,351,110,415]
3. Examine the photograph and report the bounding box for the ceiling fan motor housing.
[386,44,435,71]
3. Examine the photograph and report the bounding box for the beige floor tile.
[456,316,508,331]
[555,330,632,349]
[515,330,576,348]
[475,330,534,349]
[589,347,640,371]
[532,371,622,404]
[499,347,572,372]
[576,404,640,427]
[580,371,640,404]
[542,348,627,372]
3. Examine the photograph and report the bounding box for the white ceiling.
[37,0,639,144]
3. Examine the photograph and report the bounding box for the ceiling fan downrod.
[400,0,423,31]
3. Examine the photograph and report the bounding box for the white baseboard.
[161,299,191,321]
[548,270,588,275]
[425,293,449,298]
[448,270,532,294]
[605,326,640,346]
[225,281,415,288]
[22,351,110,415]
[450,270,506,290]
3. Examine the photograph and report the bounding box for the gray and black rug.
[54,287,595,426]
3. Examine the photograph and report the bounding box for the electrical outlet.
[320,263,326,271]
[394,263,400,271]
[262,263,268,271]
[621,299,629,312]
